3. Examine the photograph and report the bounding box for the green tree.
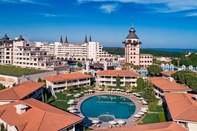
[0,84,5,91]
[125,82,131,89]
[77,62,83,68]
[143,82,157,103]
[171,70,197,91]
[1,123,5,131]
[147,65,163,76]
[38,78,42,82]
[136,77,145,90]
[116,75,120,88]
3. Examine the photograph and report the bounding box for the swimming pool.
[80,95,136,120]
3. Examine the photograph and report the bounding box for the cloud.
[186,12,197,17]
[0,0,52,7]
[44,14,66,17]
[77,0,197,13]
[100,4,118,13]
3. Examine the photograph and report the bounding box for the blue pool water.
[81,95,136,119]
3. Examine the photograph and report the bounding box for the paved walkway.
[74,91,144,130]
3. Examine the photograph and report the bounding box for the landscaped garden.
[140,100,166,124]
[0,65,48,76]
[47,86,94,111]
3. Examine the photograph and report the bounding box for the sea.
[142,48,197,53]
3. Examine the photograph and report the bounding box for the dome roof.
[126,27,139,39]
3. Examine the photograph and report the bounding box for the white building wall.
[187,122,197,131]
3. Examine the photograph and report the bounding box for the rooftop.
[161,71,177,77]
[0,82,45,100]
[164,93,197,122]
[96,121,187,131]
[145,77,191,92]
[0,98,83,131]
[43,72,93,82]
[97,70,140,77]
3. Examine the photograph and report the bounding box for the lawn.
[142,114,159,124]
[47,87,91,111]
[0,65,48,76]
[50,101,69,111]
[149,106,163,112]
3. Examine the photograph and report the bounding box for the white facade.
[0,35,65,69]
[96,75,138,87]
[37,41,113,62]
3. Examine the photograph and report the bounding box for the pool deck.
[74,91,145,130]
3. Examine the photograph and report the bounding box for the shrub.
[158,112,166,122]
[148,100,158,110]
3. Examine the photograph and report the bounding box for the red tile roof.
[97,70,140,77]
[164,93,197,122]
[161,71,177,77]
[97,122,187,131]
[0,98,83,131]
[0,82,45,100]
[145,77,191,92]
[43,72,93,82]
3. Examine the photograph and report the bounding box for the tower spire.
[89,35,92,42]
[65,36,68,44]
[84,35,88,43]
[132,17,134,28]
[60,35,63,43]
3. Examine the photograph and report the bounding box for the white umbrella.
[134,114,141,118]
[126,90,131,93]
[76,93,81,96]
[111,88,115,91]
[107,88,111,90]
[67,101,74,104]
[141,109,148,113]
[67,107,75,110]
[69,99,75,102]
[98,88,103,91]
[109,121,117,125]
[120,89,125,92]
[74,94,80,98]
[117,120,125,125]
[88,89,93,92]
[138,112,145,115]
[142,100,148,105]
[84,90,88,93]
[69,109,77,113]
[139,97,144,100]
[116,88,120,91]
[134,93,140,97]
[92,119,99,124]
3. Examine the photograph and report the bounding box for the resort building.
[122,27,153,69]
[0,34,66,70]
[37,36,114,62]
[96,70,140,87]
[164,93,197,131]
[146,77,192,99]
[0,98,83,131]
[43,72,93,92]
[0,34,16,65]
[0,82,45,105]
[97,121,187,131]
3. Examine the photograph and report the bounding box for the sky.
[0,0,197,48]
